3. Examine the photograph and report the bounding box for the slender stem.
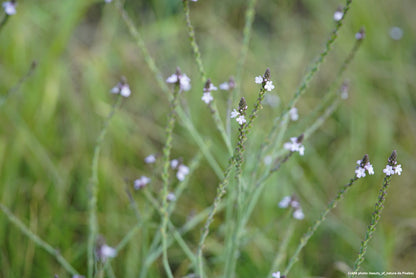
[268,220,296,276]
[283,176,358,276]
[352,176,392,274]
[160,86,181,278]
[0,203,79,276]
[87,96,122,278]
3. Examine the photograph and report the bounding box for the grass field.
[0,0,415,277]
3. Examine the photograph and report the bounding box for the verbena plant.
[0,0,406,277]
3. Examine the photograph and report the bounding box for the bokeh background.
[0,0,415,277]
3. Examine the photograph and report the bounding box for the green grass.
[1,0,415,277]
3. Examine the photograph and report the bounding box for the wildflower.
[289,107,299,121]
[97,244,117,261]
[333,6,343,21]
[230,109,239,119]
[111,77,131,97]
[283,134,305,156]
[134,176,151,190]
[170,159,179,169]
[382,151,402,176]
[355,27,365,41]
[272,271,280,278]
[264,80,275,91]
[219,77,235,91]
[355,155,375,178]
[72,275,85,278]
[279,195,304,220]
[201,92,213,104]
[144,154,156,164]
[293,209,305,220]
[230,98,248,125]
[177,164,190,181]
[166,67,191,91]
[278,196,291,208]
[2,1,16,15]
[389,26,403,41]
[104,0,112,2]
[255,76,263,84]
[235,115,246,125]
[167,192,176,202]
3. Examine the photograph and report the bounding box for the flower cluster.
[134,176,151,190]
[219,77,235,91]
[166,67,191,91]
[255,70,275,92]
[2,1,16,15]
[230,97,248,125]
[111,77,131,97]
[355,154,374,178]
[383,150,402,176]
[201,79,218,104]
[283,134,305,156]
[279,195,304,220]
[171,159,190,181]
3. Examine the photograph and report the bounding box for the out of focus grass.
[0,0,415,277]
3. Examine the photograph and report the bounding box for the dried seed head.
[239,97,248,114]
[263,68,271,81]
[204,79,212,91]
[388,150,397,165]
[360,154,369,167]
[175,67,182,77]
[296,133,304,144]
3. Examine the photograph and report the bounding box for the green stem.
[0,203,79,276]
[87,95,122,278]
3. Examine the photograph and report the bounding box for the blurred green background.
[0,0,415,277]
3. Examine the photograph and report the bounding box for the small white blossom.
[2,1,16,15]
[394,164,402,175]
[110,79,131,98]
[355,29,365,40]
[289,107,299,121]
[355,167,366,178]
[383,165,394,176]
[278,196,291,208]
[333,10,343,21]
[272,271,281,278]
[201,92,214,104]
[230,109,240,118]
[219,82,230,90]
[170,159,179,169]
[134,176,151,190]
[264,81,275,91]
[255,76,263,84]
[236,115,246,125]
[167,192,176,202]
[283,137,305,156]
[98,244,117,261]
[145,154,156,164]
[356,158,375,178]
[389,27,403,41]
[166,71,191,91]
[177,164,190,181]
[203,83,218,92]
[293,209,305,220]
[120,85,131,97]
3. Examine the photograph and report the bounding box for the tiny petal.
[120,85,131,97]
[178,164,190,176]
[333,11,343,21]
[255,76,263,84]
[145,154,156,164]
[293,209,304,220]
[179,74,191,91]
[111,86,120,94]
[167,192,176,202]
[201,92,214,104]
[355,167,366,178]
[298,145,305,156]
[264,81,275,91]
[2,1,16,15]
[394,164,402,175]
[134,176,151,190]
[272,271,281,278]
[236,115,246,125]
[278,196,291,208]
[166,74,178,83]
[365,163,374,175]
[100,245,117,259]
[230,109,240,118]
[383,165,395,176]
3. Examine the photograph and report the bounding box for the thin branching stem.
[87,95,122,278]
[0,203,79,276]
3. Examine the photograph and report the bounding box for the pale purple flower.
[145,154,156,164]
[390,27,403,41]
[177,164,190,181]
[230,109,240,119]
[333,10,343,21]
[2,1,16,15]
[134,176,151,190]
[355,167,366,178]
[167,192,176,202]
[394,164,402,175]
[383,165,395,176]
[255,76,263,84]
[105,0,112,3]
[236,115,246,125]
[283,137,305,156]
[201,92,213,104]
[97,244,117,261]
[356,157,375,178]
[111,78,131,97]
[289,107,299,121]
[293,209,304,220]
[203,82,218,93]
[264,80,275,91]
[170,159,179,169]
[272,271,281,278]
[278,196,291,208]
[166,69,191,91]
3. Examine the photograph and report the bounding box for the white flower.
[219,82,230,90]
[134,176,151,190]
[394,164,402,175]
[293,209,304,220]
[383,165,394,176]
[264,81,275,91]
[203,83,218,92]
[145,154,156,164]
[98,244,117,261]
[272,271,281,278]
[283,137,304,155]
[110,80,131,98]
[230,109,240,118]
[177,164,190,181]
[278,196,291,208]
[120,85,131,97]
[236,115,246,125]
[167,192,176,202]
[365,163,374,175]
[201,92,213,104]
[2,1,16,15]
[333,11,343,21]
[105,0,112,2]
[166,71,191,91]
[355,167,366,178]
[255,76,263,84]
[170,159,179,169]
[355,30,365,40]
[289,107,299,121]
